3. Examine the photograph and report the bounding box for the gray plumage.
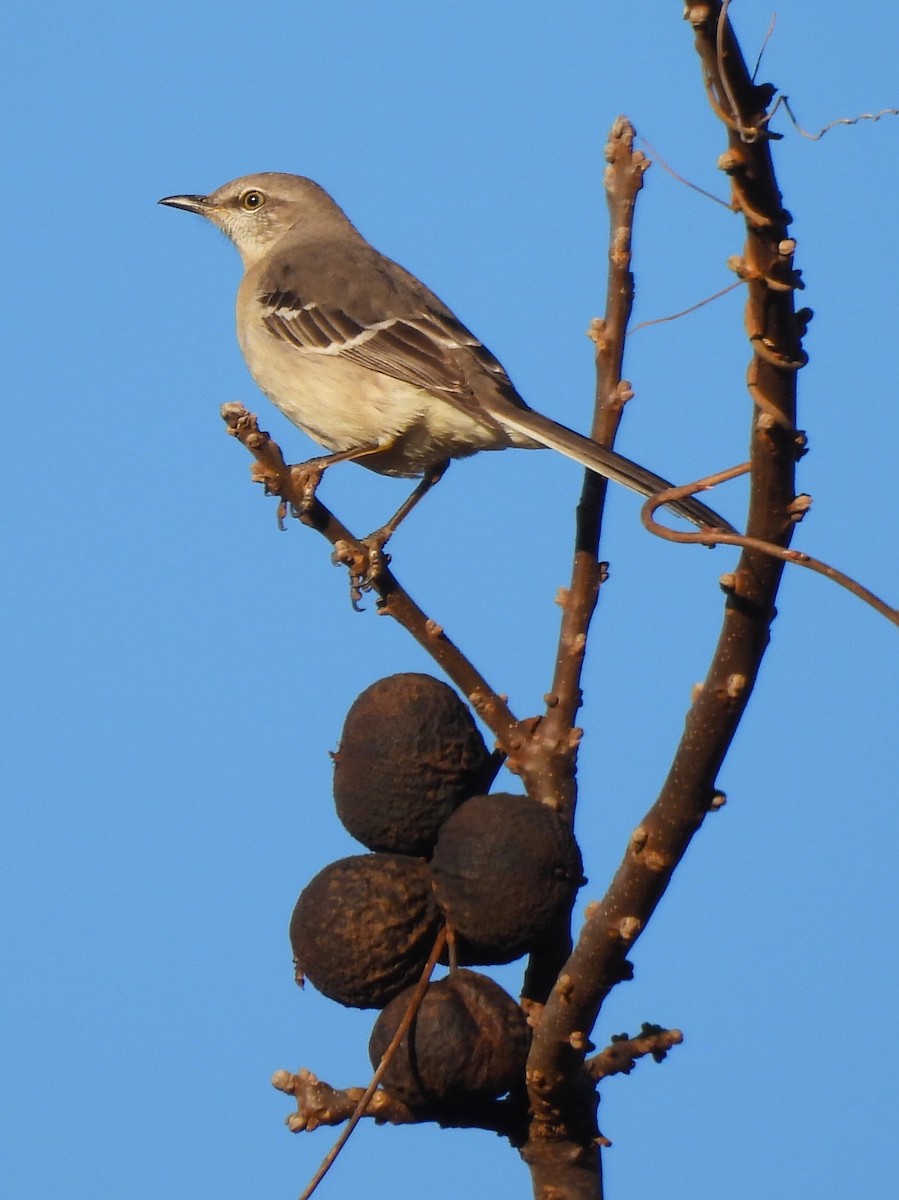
[160,172,733,531]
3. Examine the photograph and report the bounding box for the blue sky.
[4,3,897,1198]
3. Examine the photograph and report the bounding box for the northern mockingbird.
[159,172,733,538]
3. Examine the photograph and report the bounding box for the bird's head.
[159,172,348,267]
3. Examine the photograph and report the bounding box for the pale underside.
[236,286,539,477]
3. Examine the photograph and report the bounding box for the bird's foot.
[331,532,392,610]
[359,529,392,583]
[287,458,328,517]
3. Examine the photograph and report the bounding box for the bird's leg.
[287,443,382,517]
[360,461,450,582]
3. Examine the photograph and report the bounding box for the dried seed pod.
[290,854,442,1009]
[333,673,493,856]
[430,793,583,964]
[369,969,530,1112]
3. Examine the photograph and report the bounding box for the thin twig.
[717,0,745,137]
[520,119,647,1004]
[272,1067,418,1132]
[750,13,777,84]
[529,0,806,1140]
[640,468,899,628]
[586,1024,684,1082]
[627,280,743,335]
[220,403,528,752]
[297,928,447,1200]
[638,135,733,209]
[524,116,649,818]
[767,94,899,141]
[519,115,649,1200]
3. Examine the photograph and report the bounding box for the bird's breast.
[236,314,523,476]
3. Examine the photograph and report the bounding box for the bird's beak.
[158,193,209,214]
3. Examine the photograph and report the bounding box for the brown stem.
[295,928,447,1200]
[220,403,528,753]
[272,1067,420,1131]
[518,115,650,1200]
[641,467,899,627]
[272,1065,527,1140]
[519,120,648,1014]
[527,2,805,1187]
[586,1024,684,1082]
[524,116,650,818]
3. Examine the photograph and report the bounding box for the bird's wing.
[253,272,734,533]
[257,288,523,428]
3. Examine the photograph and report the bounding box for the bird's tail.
[496,405,736,533]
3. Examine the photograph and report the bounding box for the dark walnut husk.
[430,793,584,965]
[369,969,531,1113]
[290,854,442,1009]
[333,673,493,857]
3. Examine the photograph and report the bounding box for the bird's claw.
[331,535,392,609]
[360,532,392,583]
[288,461,326,516]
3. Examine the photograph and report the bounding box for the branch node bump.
[554,973,575,1001]
[685,4,714,30]
[724,673,747,699]
[617,916,642,943]
[630,826,649,853]
[586,317,607,345]
[643,850,669,873]
[788,494,812,520]
[727,254,753,278]
[717,148,748,175]
[749,334,808,370]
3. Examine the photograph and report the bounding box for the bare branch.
[272,1068,527,1142]
[520,117,647,1016]
[220,403,530,754]
[769,95,899,141]
[295,929,446,1200]
[521,117,649,821]
[527,0,806,1160]
[641,469,899,628]
[638,134,733,209]
[272,1067,418,1132]
[586,1024,684,1082]
[518,114,650,1200]
[626,279,744,335]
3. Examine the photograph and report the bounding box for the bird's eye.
[240,189,265,211]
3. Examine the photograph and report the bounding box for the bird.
[159,172,733,542]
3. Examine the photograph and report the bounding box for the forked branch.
[525,6,809,1197]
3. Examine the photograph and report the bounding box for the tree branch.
[641,466,899,627]
[271,1068,528,1143]
[518,114,651,1200]
[586,1024,684,1083]
[522,115,650,821]
[220,403,530,755]
[525,4,806,1192]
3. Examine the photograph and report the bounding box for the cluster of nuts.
[289,673,584,1113]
